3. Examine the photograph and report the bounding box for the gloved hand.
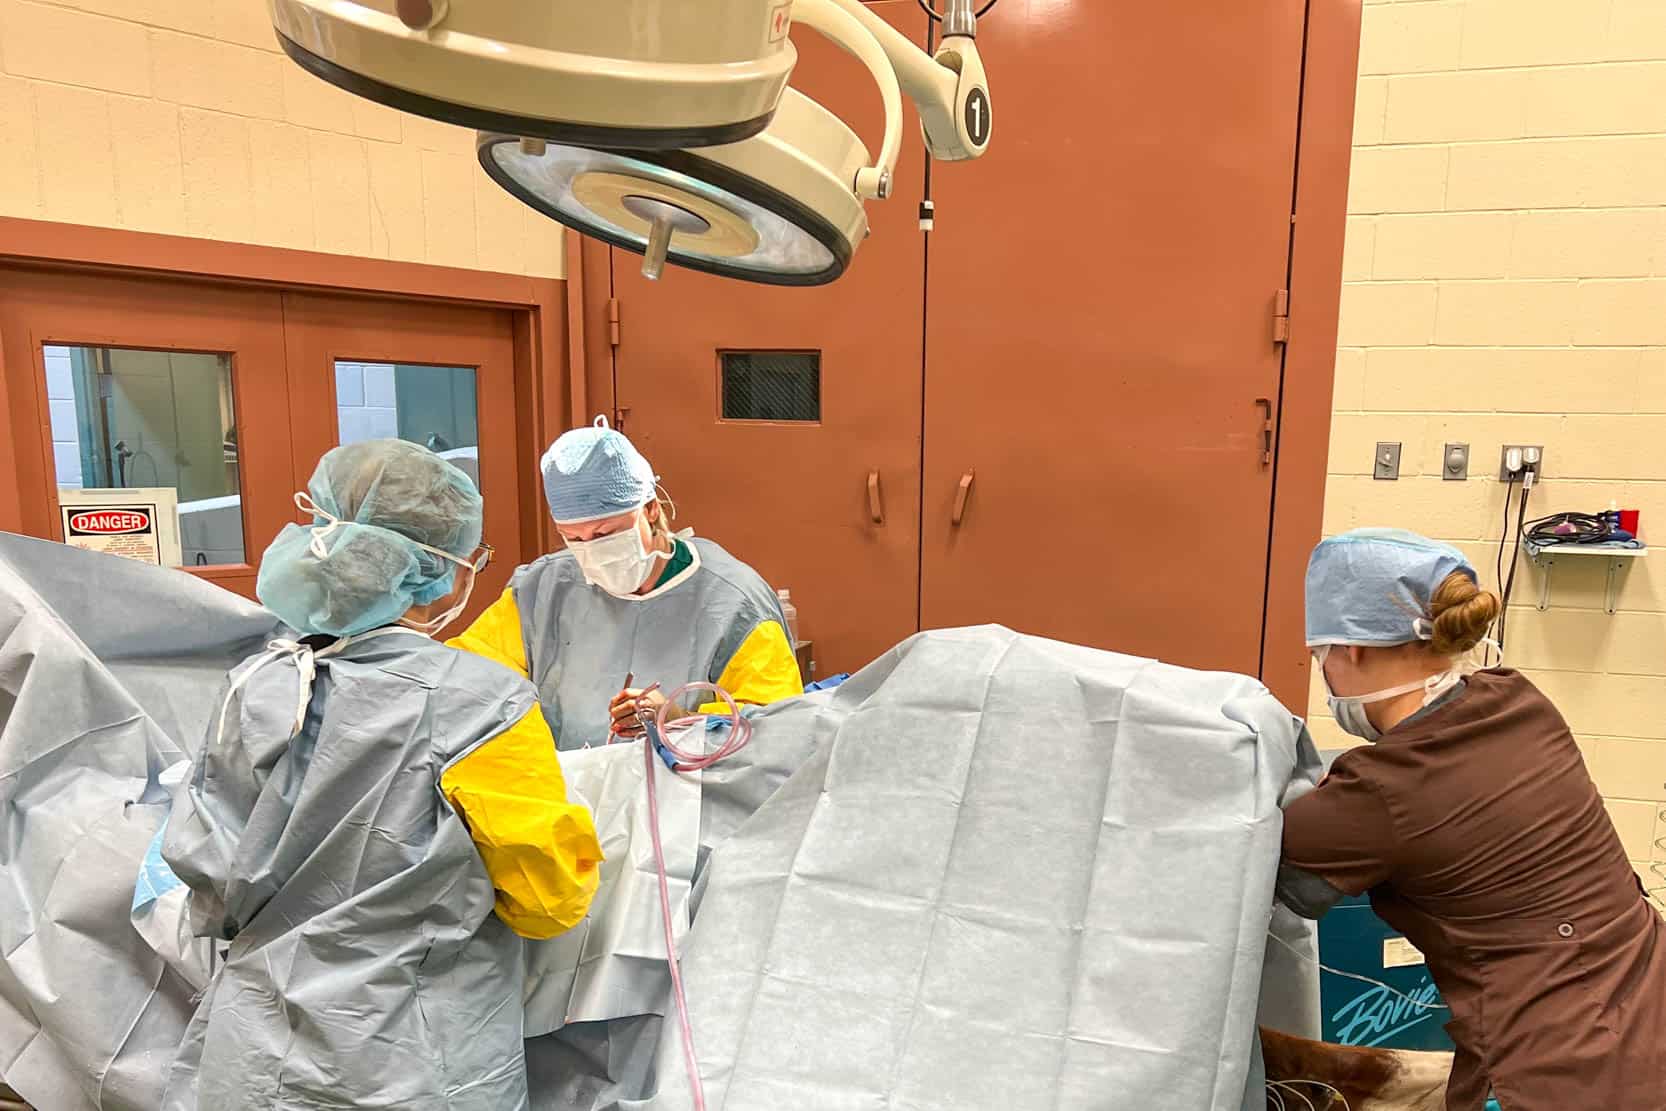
[608,686,690,736]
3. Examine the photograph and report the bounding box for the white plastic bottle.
[777,588,800,645]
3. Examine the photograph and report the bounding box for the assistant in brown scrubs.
[1279,528,1666,1111]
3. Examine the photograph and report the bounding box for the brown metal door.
[0,267,294,599]
[604,2,930,677]
[279,293,524,626]
[920,1,1306,674]
[0,320,24,537]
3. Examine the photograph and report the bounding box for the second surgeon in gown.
[161,440,602,1110]
[451,417,803,749]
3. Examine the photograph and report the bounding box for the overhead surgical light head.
[268,0,799,149]
[268,0,993,284]
[477,88,869,286]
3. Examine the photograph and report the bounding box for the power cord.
[1525,512,1613,547]
[1650,817,1665,912]
[1266,930,1448,1013]
[1499,473,1526,659]
[1496,473,1534,654]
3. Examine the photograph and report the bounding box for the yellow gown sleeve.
[440,707,603,939]
[447,587,530,679]
[699,619,804,714]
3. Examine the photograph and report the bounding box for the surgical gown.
[161,627,602,1111]
[450,537,802,749]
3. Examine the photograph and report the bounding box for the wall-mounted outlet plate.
[1499,445,1546,481]
[1374,442,1402,481]
[1443,443,1469,481]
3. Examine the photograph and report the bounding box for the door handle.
[867,469,885,524]
[951,470,975,527]
[1255,398,1274,467]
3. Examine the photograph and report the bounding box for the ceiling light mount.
[940,0,977,39]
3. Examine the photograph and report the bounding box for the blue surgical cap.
[541,416,657,524]
[257,439,483,637]
[1305,528,1477,647]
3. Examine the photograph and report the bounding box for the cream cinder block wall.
[1326,0,1666,899]
[0,0,565,277]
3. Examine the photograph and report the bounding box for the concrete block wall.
[1332,0,1666,899]
[43,344,82,488]
[0,0,565,277]
[335,361,399,445]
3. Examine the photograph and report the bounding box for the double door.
[0,270,523,622]
[590,0,1311,689]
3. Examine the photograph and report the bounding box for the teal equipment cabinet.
[1318,893,1503,1111]
[1318,893,1450,1051]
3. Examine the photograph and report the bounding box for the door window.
[334,360,482,490]
[44,344,244,566]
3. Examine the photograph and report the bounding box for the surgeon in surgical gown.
[160,439,603,1111]
[450,416,802,749]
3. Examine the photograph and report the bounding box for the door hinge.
[607,297,621,348]
[613,406,630,432]
[1272,289,1290,344]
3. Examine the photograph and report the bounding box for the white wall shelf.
[1524,542,1648,615]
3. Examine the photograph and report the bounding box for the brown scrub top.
[1283,669,1666,1111]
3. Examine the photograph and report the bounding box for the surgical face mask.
[565,514,662,598]
[1315,645,1463,742]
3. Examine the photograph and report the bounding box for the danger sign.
[67,510,152,536]
[58,486,182,567]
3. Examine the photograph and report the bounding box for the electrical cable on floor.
[1269,1079,1352,1111]
[1266,1086,1306,1111]
[1267,1081,1318,1111]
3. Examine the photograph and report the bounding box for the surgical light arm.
[792,0,991,200]
[834,0,992,163]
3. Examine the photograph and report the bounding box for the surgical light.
[476,90,860,286]
[269,0,994,286]
[268,0,800,149]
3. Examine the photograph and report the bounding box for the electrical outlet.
[1499,445,1546,481]
[1443,443,1469,481]
[1374,442,1402,481]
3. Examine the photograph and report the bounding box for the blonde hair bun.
[1429,571,1501,656]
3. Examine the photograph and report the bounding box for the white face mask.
[1315,645,1463,742]
[566,515,662,598]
